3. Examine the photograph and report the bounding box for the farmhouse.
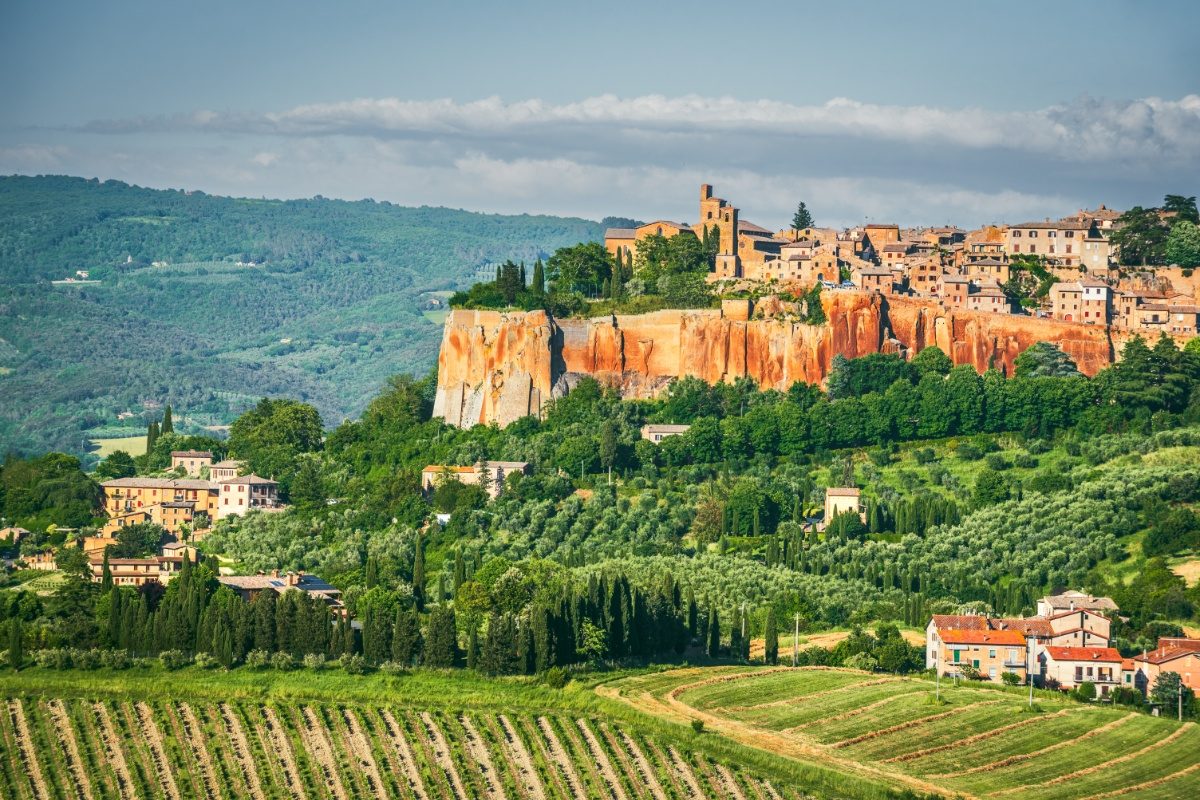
[1041,646,1124,695]
[1129,638,1200,693]
[640,424,691,443]
[170,449,213,477]
[209,459,245,482]
[932,628,1028,683]
[100,477,219,535]
[216,474,281,520]
[822,487,864,527]
[218,570,345,614]
[88,552,186,587]
[421,461,531,499]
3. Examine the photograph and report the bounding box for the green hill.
[0,175,603,458]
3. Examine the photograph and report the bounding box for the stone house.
[170,450,213,477]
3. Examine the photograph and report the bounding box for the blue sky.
[2,0,1197,227]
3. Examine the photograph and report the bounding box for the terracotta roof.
[170,450,213,458]
[825,487,861,497]
[1046,609,1110,623]
[991,618,1053,637]
[604,228,636,238]
[1044,646,1123,663]
[940,629,1027,646]
[1157,637,1200,652]
[1041,592,1118,611]
[930,614,991,631]
[219,474,277,486]
[738,220,772,234]
[1134,646,1200,665]
[102,477,216,490]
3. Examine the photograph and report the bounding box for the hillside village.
[604,184,1200,335]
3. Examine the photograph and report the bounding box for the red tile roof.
[940,629,1027,646]
[931,614,991,631]
[1044,646,1123,663]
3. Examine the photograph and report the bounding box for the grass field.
[602,666,1200,800]
[0,666,901,800]
[90,435,147,457]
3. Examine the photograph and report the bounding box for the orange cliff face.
[433,292,1121,428]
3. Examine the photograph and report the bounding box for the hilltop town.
[603,184,1199,334]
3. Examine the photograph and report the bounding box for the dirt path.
[133,702,181,800]
[989,723,1192,796]
[667,746,708,798]
[535,716,587,798]
[420,711,470,800]
[884,707,1081,764]
[378,710,429,800]
[1082,761,1200,800]
[47,699,94,799]
[93,702,136,800]
[176,703,222,800]
[573,719,628,800]
[458,715,505,800]
[299,706,350,800]
[8,700,50,800]
[338,708,387,800]
[932,712,1135,778]
[645,669,969,799]
[219,703,266,800]
[496,715,546,800]
[609,724,670,800]
[261,705,307,800]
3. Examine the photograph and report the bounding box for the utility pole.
[1180,681,1184,722]
[792,613,800,667]
[1028,646,1034,709]
[936,660,940,702]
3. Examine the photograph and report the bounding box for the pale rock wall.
[434,292,1125,428]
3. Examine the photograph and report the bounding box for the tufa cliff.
[433,292,1123,428]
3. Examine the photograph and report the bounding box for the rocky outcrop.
[433,292,1124,428]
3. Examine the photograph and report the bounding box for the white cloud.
[79,93,1200,163]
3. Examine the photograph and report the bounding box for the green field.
[90,435,147,457]
[0,666,902,800]
[605,667,1200,800]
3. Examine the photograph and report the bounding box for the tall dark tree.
[391,606,422,665]
[531,258,545,296]
[412,534,426,612]
[764,607,779,665]
[706,607,720,658]
[1164,194,1199,225]
[146,420,159,453]
[791,202,814,234]
[161,404,174,435]
[101,549,113,592]
[424,606,459,668]
[7,618,22,670]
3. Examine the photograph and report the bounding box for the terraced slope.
[0,696,801,800]
[602,667,1200,800]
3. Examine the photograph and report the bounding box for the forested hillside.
[0,175,603,457]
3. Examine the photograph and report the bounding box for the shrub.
[955,443,982,461]
[843,652,879,672]
[1026,439,1050,455]
[245,649,270,669]
[543,666,569,689]
[691,719,705,734]
[303,653,327,670]
[72,648,101,670]
[1073,681,1097,701]
[985,453,1010,471]
[1001,671,1022,686]
[1012,453,1037,469]
[341,654,368,674]
[379,660,407,675]
[159,650,190,670]
[193,652,218,669]
[959,664,983,681]
[913,448,937,465]
[271,652,295,671]
[34,648,72,669]
[99,649,131,670]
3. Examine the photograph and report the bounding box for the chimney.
[700,183,713,201]
[271,569,279,578]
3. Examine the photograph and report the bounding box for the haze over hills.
[0,174,604,458]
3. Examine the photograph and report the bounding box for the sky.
[2,0,1198,228]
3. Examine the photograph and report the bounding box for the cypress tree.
[453,549,466,591]
[365,556,378,589]
[495,264,502,282]
[707,608,720,659]
[101,549,113,592]
[425,606,459,668]
[107,585,123,646]
[686,588,698,643]
[764,607,779,665]
[412,534,426,612]
[146,420,159,453]
[392,606,422,665]
[161,404,173,434]
[532,258,545,296]
[8,618,22,670]
[251,591,276,652]
[518,616,535,674]
[466,623,480,670]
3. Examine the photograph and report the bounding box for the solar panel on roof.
[269,580,283,587]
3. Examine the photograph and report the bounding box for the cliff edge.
[433,292,1121,428]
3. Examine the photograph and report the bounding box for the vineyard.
[603,667,1200,800]
[0,693,809,799]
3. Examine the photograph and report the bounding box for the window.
[1030,245,1037,253]
[1013,230,1022,238]
[989,649,996,659]
[1048,230,1056,238]
[989,668,997,680]
[1030,231,1038,238]
[1066,230,1075,238]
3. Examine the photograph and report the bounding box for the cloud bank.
[6,93,1198,227]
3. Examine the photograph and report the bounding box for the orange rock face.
[434,292,1124,428]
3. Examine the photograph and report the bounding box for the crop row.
[0,696,799,799]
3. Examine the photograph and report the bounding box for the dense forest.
[0,175,605,457]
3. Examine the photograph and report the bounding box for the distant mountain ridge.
[0,175,603,458]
